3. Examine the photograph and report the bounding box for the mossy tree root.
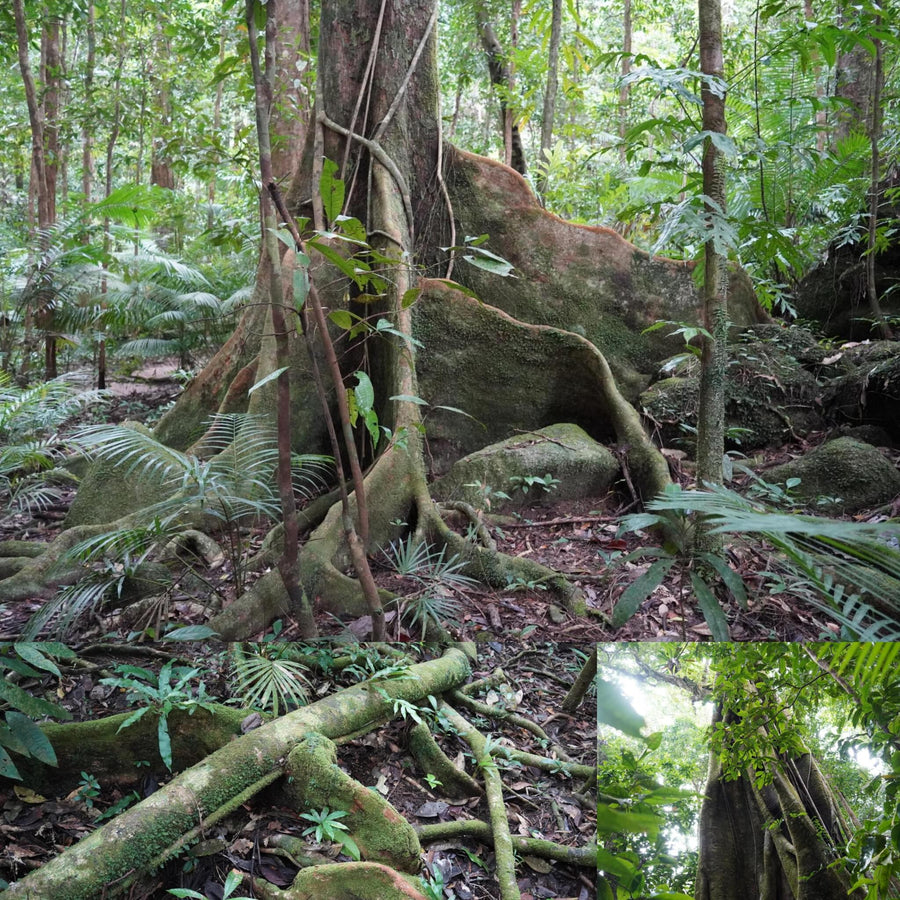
[284,732,422,872]
[415,819,598,868]
[407,720,483,799]
[562,647,598,713]
[449,687,571,759]
[14,704,249,793]
[248,862,430,900]
[440,702,522,900]
[3,649,470,900]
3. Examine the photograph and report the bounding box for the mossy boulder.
[430,423,619,511]
[761,437,900,513]
[63,421,180,528]
[821,340,900,442]
[640,326,825,450]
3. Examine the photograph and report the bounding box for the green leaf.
[5,712,57,765]
[309,240,359,281]
[13,645,62,678]
[698,552,748,610]
[319,158,346,224]
[462,251,515,277]
[401,287,422,308]
[0,678,70,721]
[293,266,309,310]
[596,802,661,838]
[596,846,638,879]
[645,731,663,751]
[690,572,731,640]
[0,746,21,781]
[596,677,646,739]
[389,394,429,406]
[354,372,375,413]
[161,625,221,641]
[612,557,675,626]
[158,714,173,771]
[248,367,288,396]
[328,309,355,330]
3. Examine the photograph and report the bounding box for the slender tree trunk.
[618,0,632,163]
[82,4,96,208]
[208,24,226,231]
[537,0,563,197]
[865,22,893,339]
[246,0,317,637]
[475,7,527,176]
[695,0,728,486]
[803,0,827,153]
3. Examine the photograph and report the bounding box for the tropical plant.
[0,372,106,517]
[611,481,900,641]
[0,642,74,780]
[22,414,332,638]
[384,537,477,637]
[99,661,216,771]
[229,643,310,716]
[298,806,361,860]
[168,870,254,900]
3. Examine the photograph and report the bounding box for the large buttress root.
[3,650,471,900]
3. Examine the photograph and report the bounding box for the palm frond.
[647,485,900,636]
[230,645,310,716]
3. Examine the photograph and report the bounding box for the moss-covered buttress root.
[3,649,470,900]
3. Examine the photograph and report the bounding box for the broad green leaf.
[690,572,731,640]
[13,644,62,677]
[328,309,355,331]
[596,677,646,739]
[401,287,422,308]
[161,625,221,641]
[645,731,663,751]
[0,746,21,781]
[0,678,70,721]
[596,846,638,879]
[0,656,45,679]
[158,714,173,771]
[363,409,380,448]
[699,552,748,610]
[309,240,358,281]
[293,266,309,309]
[612,557,675,626]
[462,253,515,277]
[319,158,345,224]
[354,372,375,412]
[596,802,661,838]
[5,712,57,765]
[248,367,288,396]
[389,394,429,406]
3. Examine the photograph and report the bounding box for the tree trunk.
[865,22,893,339]
[475,6,527,176]
[618,0,632,162]
[695,0,728,486]
[537,0,563,197]
[695,705,863,900]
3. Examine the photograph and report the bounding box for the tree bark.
[537,0,563,197]
[695,0,728,486]
[475,7,527,176]
[695,705,863,900]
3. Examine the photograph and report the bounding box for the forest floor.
[0,642,596,900]
[0,363,852,644]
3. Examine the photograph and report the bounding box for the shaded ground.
[0,643,596,899]
[1,365,889,643]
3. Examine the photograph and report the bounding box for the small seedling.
[299,807,361,860]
